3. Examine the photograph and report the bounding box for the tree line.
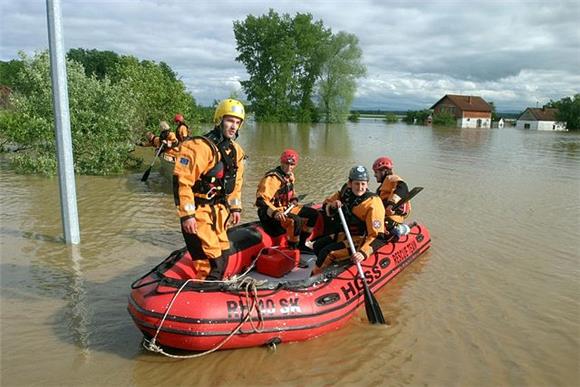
[0,9,366,175]
[0,49,206,175]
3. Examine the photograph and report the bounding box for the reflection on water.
[1,124,579,386]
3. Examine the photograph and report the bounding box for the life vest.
[377,174,411,223]
[176,123,189,142]
[339,184,376,236]
[263,166,295,208]
[191,129,238,204]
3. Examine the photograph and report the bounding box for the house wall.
[537,121,567,131]
[458,117,491,128]
[517,120,539,129]
[433,98,460,118]
[459,111,491,128]
[516,120,567,131]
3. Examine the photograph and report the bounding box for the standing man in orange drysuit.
[173,100,246,281]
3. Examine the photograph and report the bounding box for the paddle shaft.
[283,193,308,215]
[141,144,165,182]
[337,207,385,324]
[391,186,423,211]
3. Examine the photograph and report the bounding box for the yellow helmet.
[213,99,245,128]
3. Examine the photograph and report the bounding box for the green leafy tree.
[234,10,334,122]
[114,56,197,132]
[404,110,432,125]
[432,111,456,126]
[348,111,360,122]
[0,59,24,88]
[547,94,580,130]
[316,32,366,123]
[384,112,398,123]
[0,51,139,175]
[290,14,332,122]
[234,10,293,122]
[66,48,121,80]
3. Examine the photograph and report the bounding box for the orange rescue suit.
[173,134,245,279]
[377,174,411,224]
[255,168,305,244]
[316,190,385,272]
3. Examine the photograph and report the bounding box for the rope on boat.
[142,276,266,359]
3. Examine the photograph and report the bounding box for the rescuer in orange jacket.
[173,113,190,143]
[255,149,319,250]
[173,100,246,282]
[312,166,386,275]
[372,156,411,236]
[141,121,181,162]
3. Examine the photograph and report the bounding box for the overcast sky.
[1,0,579,111]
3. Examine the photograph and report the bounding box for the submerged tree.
[316,32,366,123]
[234,10,363,123]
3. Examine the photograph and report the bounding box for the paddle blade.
[363,287,386,324]
[141,166,152,182]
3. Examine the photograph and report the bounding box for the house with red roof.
[516,107,567,131]
[430,94,492,128]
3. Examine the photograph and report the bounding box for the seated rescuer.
[372,156,411,235]
[255,149,319,250]
[312,166,386,275]
[173,99,246,281]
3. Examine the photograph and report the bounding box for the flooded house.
[430,94,492,128]
[516,107,567,131]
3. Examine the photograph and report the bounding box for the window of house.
[524,123,530,129]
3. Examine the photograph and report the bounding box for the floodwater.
[1,122,579,386]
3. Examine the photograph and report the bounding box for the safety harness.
[190,128,239,206]
[339,184,376,236]
[255,166,294,209]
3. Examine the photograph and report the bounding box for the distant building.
[492,118,505,129]
[516,107,567,131]
[430,94,492,128]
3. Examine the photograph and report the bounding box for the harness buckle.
[206,186,222,200]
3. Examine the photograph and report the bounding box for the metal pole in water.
[46,0,80,244]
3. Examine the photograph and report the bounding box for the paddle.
[337,206,386,324]
[391,186,423,211]
[141,144,165,182]
[283,194,308,215]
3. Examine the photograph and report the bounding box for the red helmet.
[174,114,184,123]
[372,156,393,172]
[280,149,299,165]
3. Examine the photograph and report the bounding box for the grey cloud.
[1,0,579,110]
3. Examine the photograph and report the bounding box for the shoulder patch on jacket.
[179,157,189,166]
[373,219,382,229]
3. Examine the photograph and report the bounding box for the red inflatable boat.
[128,220,431,353]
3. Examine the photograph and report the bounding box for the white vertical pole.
[46,0,80,244]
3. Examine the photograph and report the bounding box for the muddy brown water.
[1,122,579,386]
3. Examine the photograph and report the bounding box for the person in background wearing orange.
[173,113,190,144]
[255,149,318,250]
[140,121,180,162]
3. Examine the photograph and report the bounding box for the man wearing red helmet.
[372,156,411,236]
[255,149,318,250]
[173,114,190,143]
